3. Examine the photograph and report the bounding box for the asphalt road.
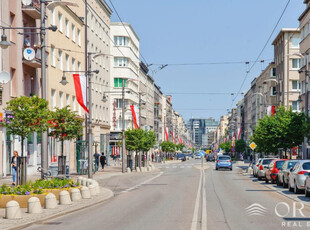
[23,159,310,230]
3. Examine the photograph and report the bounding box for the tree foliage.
[176,144,185,151]
[235,139,246,153]
[219,141,232,153]
[252,107,307,154]
[48,106,84,156]
[159,141,176,153]
[125,129,156,152]
[3,96,50,156]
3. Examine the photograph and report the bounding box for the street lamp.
[0,32,10,49]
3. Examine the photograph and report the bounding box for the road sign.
[249,142,257,150]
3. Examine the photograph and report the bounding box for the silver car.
[277,160,299,187]
[252,158,262,177]
[288,160,310,194]
[257,158,275,180]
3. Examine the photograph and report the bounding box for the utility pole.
[88,53,93,178]
[304,54,309,159]
[122,79,126,173]
[40,0,48,179]
[138,93,142,168]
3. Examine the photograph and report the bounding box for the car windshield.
[303,162,310,170]
[287,161,297,169]
[219,156,230,161]
[262,159,273,165]
[275,161,285,169]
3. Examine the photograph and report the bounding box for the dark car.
[177,153,185,160]
[206,154,216,162]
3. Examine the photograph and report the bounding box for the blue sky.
[107,0,304,121]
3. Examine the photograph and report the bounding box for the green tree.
[141,130,156,152]
[48,106,84,157]
[235,139,246,153]
[219,141,232,153]
[176,144,185,152]
[3,96,50,157]
[160,141,176,153]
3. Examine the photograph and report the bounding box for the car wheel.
[283,178,288,188]
[306,189,310,197]
[295,183,302,194]
[216,167,218,171]
[265,177,269,183]
[258,176,262,181]
[276,177,282,186]
[230,168,232,171]
[271,178,276,184]
[289,182,294,192]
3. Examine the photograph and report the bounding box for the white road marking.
[191,170,202,230]
[201,169,207,230]
[121,172,164,193]
[180,166,184,168]
[165,166,170,169]
[188,166,192,168]
[173,166,177,168]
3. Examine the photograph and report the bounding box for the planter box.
[13,195,33,208]
[0,195,14,208]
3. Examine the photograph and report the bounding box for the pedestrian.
[151,153,154,162]
[93,152,100,172]
[113,154,117,166]
[11,151,18,186]
[100,152,106,170]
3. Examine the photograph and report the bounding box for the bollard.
[28,197,42,214]
[71,188,82,201]
[127,167,131,173]
[77,177,83,186]
[88,184,97,196]
[82,177,87,186]
[45,193,57,209]
[136,167,141,173]
[80,186,91,199]
[92,181,100,195]
[59,190,71,205]
[86,179,93,187]
[5,200,22,219]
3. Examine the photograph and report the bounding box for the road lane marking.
[165,166,170,169]
[188,166,192,168]
[173,166,177,168]
[180,166,184,168]
[191,170,202,230]
[202,169,207,230]
[121,172,164,193]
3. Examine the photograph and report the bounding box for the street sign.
[249,142,257,150]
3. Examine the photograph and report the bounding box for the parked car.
[253,158,262,177]
[288,160,310,194]
[265,159,287,184]
[216,155,232,171]
[257,158,275,180]
[195,154,202,159]
[177,153,185,160]
[277,160,299,187]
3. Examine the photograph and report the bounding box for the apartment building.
[272,29,301,111]
[109,22,140,150]
[0,0,43,177]
[47,1,86,173]
[154,84,163,144]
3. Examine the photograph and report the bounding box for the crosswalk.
[156,163,199,169]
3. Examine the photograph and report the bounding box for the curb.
[5,188,114,230]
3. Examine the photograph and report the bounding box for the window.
[78,61,81,71]
[77,29,81,46]
[301,80,306,94]
[59,91,63,108]
[72,58,75,72]
[114,78,127,87]
[58,50,63,70]
[51,89,56,109]
[72,24,75,42]
[72,96,76,111]
[66,94,70,106]
[292,59,301,69]
[51,8,56,25]
[65,54,69,71]
[115,99,127,108]
[292,37,300,48]
[114,57,129,67]
[65,19,69,37]
[292,101,299,111]
[51,46,56,67]
[292,80,300,91]
[270,86,276,96]
[114,36,129,46]
[58,13,63,32]
[270,68,276,77]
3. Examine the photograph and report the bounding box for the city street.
[20,159,310,230]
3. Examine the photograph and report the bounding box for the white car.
[253,158,262,177]
[195,154,202,159]
[288,160,310,194]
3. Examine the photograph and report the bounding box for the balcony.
[23,47,49,68]
[22,0,41,20]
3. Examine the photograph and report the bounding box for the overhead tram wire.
[149,59,273,66]
[107,0,149,66]
[232,0,292,104]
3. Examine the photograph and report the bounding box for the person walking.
[113,154,117,166]
[151,153,154,162]
[100,152,106,170]
[11,151,18,185]
[93,152,100,172]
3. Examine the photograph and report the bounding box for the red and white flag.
[165,127,169,141]
[73,74,89,113]
[237,128,241,140]
[130,105,139,129]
